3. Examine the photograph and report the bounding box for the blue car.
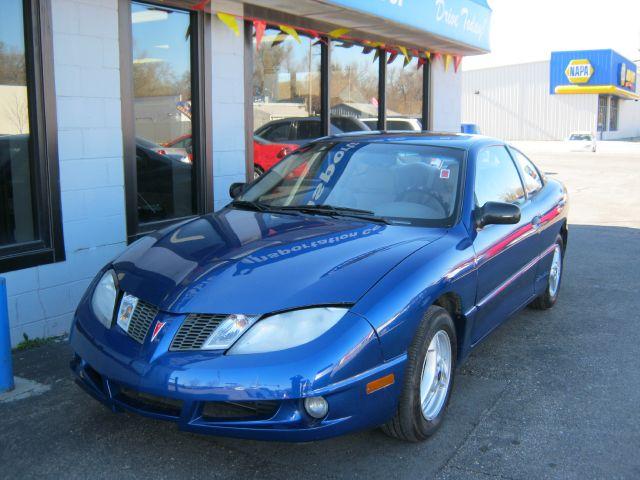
[70,133,568,442]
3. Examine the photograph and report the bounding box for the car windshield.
[569,134,592,141]
[237,141,464,226]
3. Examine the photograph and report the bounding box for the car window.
[475,146,525,206]
[569,134,592,141]
[510,148,543,196]
[261,123,291,142]
[296,121,322,140]
[387,120,411,130]
[239,142,464,227]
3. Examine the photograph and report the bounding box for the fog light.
[304,396,328,419]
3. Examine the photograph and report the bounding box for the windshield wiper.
[276,204,392,224]
[230,200,269,212]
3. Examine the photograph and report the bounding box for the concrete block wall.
[210,0,247,211]
[4,0,126,347]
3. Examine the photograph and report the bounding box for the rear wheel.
[381,306,457,442]
[530,235,564,310]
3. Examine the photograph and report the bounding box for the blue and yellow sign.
[550,49,638,99]
[565,59,593,84]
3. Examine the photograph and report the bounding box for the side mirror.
[475,201,521,229]
[229,182,246,199]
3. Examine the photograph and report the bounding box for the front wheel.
[530,235,564,310]
[381,306,457,442]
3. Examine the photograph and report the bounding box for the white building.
[462,49,640,141]
[1,0,493,346]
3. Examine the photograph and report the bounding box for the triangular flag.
[373,49,380,62]
[216,12,239,36]
[254,20,266,49]
[387,51,398,64]
[271,32,288,47]
[424,51,431,61]
[444,54,451,71]
[328,28,350,39]
[193,0,210,11]
[279,25,301,43]
[432,52,442,64]
[417,57,426,70]
[399,46,410,63]
[454,55,463,72]
[362,46,374,55]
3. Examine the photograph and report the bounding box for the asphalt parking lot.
[1,147,639,480]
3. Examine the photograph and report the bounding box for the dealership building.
[462,49,640,140]
[0,0,492,346]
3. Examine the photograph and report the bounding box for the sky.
[463,0,640,71]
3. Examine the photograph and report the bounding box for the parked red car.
[253,135,298,179]
[160,134,297,179]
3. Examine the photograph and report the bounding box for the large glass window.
[609,96,619,131]
[130,2,195,224]
[329,41,378,131]
[475,146,525,206]
[386,54,423,131]
[253,27,321,150]
[597,95,608,132]
[1,0,63,272]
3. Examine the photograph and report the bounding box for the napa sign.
[550,49,638,99]
[565,59,593,84]
[325,0,492,52]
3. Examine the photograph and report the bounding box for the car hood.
[113,208,445,314]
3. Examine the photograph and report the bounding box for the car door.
[471,145,541,344]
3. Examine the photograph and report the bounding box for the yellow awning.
[554,84,640,99]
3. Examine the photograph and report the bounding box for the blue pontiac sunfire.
[70,133,568,442]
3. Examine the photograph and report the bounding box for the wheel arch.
[433,292,467,362]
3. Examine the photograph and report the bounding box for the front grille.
[127,299,159,344]
[118,387,183,417]
[201,400,280,421]
[170,313,227,351]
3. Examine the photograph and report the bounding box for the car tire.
[381,306,457,442]
[253,165,264,180]
[530,235,564,310]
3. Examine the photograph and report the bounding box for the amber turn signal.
[366,373,395,394]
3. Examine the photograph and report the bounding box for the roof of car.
[316,131,501,149]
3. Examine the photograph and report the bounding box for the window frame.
[242,9,432,179]
[609,96,619,132]
[0,0,64,274]
[118,0,213,243]
[508,146,544,198]
[474,144,527,208]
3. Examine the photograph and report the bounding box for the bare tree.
[3,91,29,134]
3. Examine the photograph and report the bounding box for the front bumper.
[69,304,406,442]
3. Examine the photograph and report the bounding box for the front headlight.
[91,269,118,328]
[228,307,348,355]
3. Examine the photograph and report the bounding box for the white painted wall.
[210,0,247,212]
[430,62,462,132]
[462,61,599,140]
[4,0,126,347]
[602,97,640,140]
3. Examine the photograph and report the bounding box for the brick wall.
[4,0,127,346]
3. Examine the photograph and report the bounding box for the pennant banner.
[454,55,463,72]
[328,28,350,39]
[216,12,239,36]
[444,54,452,71]
[254,20,266,49]
[279,25,301,44]
[193,0,210,11]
